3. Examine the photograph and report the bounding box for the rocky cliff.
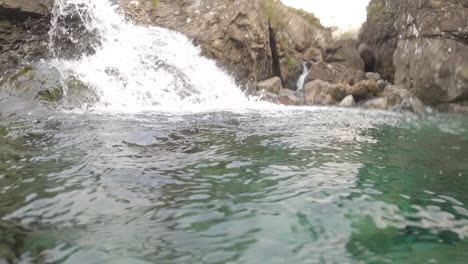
[0,0,53,76]
[120,0,332,90]
[360,0,468,108]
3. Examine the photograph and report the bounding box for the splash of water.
[49,0,264,112]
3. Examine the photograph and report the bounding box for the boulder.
[303,80,348,105]
[278,88,301,105]
[256,77,282,94]
[366,72,381,81]
[339,95,357,107]
[376,79,386,90]
[0,64,63,102]
[308,62,366,86]
[346,80,379,101]
[362,97,388,110]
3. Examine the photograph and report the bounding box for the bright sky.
[281,0,370,30]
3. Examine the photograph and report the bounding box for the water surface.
[1,108,467,263]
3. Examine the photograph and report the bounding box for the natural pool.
[1,108,467,263]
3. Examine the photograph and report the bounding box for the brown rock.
[278,88,301,105]
[303,80,348,105]
[256,77,282,94]
[308,62,366,86]
[346,80,379,101]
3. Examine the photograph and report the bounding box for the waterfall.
[296,61,309,91]
[48,0,254,112]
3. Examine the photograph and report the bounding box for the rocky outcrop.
[0,0,53,76]
[120,0,332,89]
[307,62,366,86]
[360,0,468,107]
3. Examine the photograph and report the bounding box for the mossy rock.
[0,63,64,103]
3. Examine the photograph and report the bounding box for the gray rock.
[339,95,357,107]
[256,77,282,94]
[0,63,63,102]
[362,97,388,110]
[0,0,53,16]
[360,0,468,105]
[303,80,348,105]
[437,103,468,114]
[400,98,426,114]
[366,72,381,81]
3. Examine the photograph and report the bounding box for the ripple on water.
[0,109,467,263]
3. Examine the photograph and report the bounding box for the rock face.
[0,0,53,75]
[308,62,366,86]
[120,0,332,89]
[360,0,468,106]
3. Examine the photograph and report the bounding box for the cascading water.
[48,0,258,112]
[296,61,309,91]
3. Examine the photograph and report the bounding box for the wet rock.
[278,88,300,105]
[0,0,53,16]
[308,62,366,86]
[256,77,282,94]
[362,97,388,110]
[304,80,348,105]
[339,95,357,107]
[399,98,426,114]
[346,80,379,101]
[0,63,63,103]
[366,72,381,81]
[323,39,364,71]
[437,103,468,114]
[0,1,51,74]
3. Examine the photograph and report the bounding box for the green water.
[0,108,467,263]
